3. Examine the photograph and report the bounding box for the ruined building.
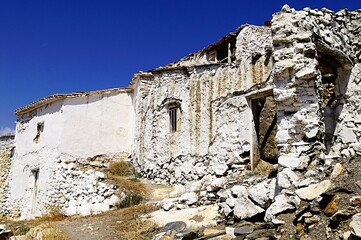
[2,5,360,226]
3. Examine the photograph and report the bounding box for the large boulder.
[295,180,332,201]
[248,181,271,208]
[179,192,198,205]
[264,194,295,224]
[233,197,264,220]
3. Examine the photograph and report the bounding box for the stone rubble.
[350,213,361,238]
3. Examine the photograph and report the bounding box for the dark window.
[168,103,182,133]
[33,122,44,143]
[169,106,178,132]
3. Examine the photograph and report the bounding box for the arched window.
[161,98,182,133]
[168,103,181,133]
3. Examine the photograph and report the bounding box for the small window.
[169,105,181,133]
[207,51,217,62]
[33,122,44,143]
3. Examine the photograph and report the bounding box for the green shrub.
[118,193,143,208]
[109,161,135,176]
[134,172,142,178]
[15,225,30,235]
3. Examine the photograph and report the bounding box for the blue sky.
[0,0,360,134]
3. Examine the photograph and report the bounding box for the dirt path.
[54,208,150,240]
[4,181,185,240]
[53,181,173,240]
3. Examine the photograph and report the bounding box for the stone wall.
[151,8,361,239]
[133,26,273,184]
[8,149,123,219]
[132,6,361,184]
[271,6,361,165]
[0,135,14,215]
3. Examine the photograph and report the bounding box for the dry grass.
[109,175,147,197]
[117,218,158,240]
[116,204,159,240]
[107,175,148,208]
[109,161,135,176]
[2,206,68,239]
[25,223,69,240]
[36,207,67,223]
[120,203,158,217]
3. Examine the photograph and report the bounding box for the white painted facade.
[15,90,134,158]
[9,89,134,218]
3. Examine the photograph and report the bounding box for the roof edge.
[15,87,133,116]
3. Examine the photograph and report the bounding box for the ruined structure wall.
[338,64,361,157]
[271,7,361,165]
[133,26,273,184]
[0,137,14,215]
[9,91,134,219]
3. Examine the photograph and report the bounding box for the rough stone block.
[295,180,332,201]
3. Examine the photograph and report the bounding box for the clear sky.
[0,0,360,134]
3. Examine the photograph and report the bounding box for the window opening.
[318,52,349,154]
[33,122,44,144]
[216,39,236,63]
[169,105,180,133]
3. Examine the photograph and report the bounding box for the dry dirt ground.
[6,182,175,240]
[54,205,159,240]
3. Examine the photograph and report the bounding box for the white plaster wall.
[15,100,64,157]
[60,92,134,157]
[8,146,61,218]
[9,90,134,218]
[15,91,134,159]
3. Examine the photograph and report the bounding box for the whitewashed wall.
[133,26,273,184]
[8,90,134,219]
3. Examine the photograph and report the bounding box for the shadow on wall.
[317,43,353,154]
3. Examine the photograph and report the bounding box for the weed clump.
[14,225,30,235]
[109,161,135,176]
[118,193,143,208]
[37,205,67,222]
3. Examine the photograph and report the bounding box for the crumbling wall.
[133,26,273,184]
[271,6,361,166]
[0,136,14,215]
[8,147,123,219]
[154,8,361,239]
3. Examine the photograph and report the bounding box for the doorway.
[247,89,278,169]
[31,169,39,214]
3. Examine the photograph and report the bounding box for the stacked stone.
[271,5,324,161]
[0,136,14,215]
[0,148,12,215]
[157,155,361,238]
[272,5,361,159]
[46,159,122,216]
